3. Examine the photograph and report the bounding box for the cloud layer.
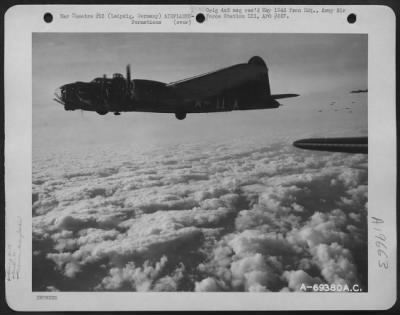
[33,141,368,292]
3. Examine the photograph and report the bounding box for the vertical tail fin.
[248,56,270,95]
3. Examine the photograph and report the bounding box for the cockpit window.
[92,78,103,84]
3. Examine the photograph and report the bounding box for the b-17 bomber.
[54,56,298,120]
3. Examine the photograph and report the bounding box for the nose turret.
[54,83,94,111]
[54,86,66,105]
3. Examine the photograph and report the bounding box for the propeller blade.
[126,64,134,98]
[53,98,64,105]
[99,75,105,93]
[126,65,131,86]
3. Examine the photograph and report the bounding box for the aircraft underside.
[68,97,280,120]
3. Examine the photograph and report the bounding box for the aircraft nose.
[54,86,65,105]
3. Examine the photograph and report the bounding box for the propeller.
[101,74,106,91]
[53,97,64,105]
[126,64,131,85]
[53,87,65,105]
[126,64,134,98]
[100,74,111,111]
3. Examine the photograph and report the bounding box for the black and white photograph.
[32,33,369,293]
[4,3,397,311]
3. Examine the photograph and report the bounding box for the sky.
[33,33,368,156]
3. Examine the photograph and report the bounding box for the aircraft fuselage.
[54,57,297,120]
[56,78,280,118]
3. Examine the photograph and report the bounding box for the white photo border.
[4,4,396,311]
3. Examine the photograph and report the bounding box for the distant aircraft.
[54,56,299,120]
[350,89,368,94]
[293,137,367,154]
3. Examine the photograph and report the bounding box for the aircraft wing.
[167,60,267,99]
[293,137,368,154]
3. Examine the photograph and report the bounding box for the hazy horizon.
[33,33,367,156]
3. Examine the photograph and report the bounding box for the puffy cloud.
[313,242,358,285]
[195,277,220,292]
[282,270,322,291]
[290,209,351,248]
[98,256,171,291]
[46,286,60,292]
[33,141,367,291]
[230,253,279,291]
[228,230,293,257]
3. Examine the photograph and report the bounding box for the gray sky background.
[33,33,367,155]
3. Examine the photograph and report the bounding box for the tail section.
[248,56,270,95]
[248,56,299,100]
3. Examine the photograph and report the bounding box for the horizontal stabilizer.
[293,137,368,154]
[272,94,299,100]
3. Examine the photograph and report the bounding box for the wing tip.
[293,137,368,154]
